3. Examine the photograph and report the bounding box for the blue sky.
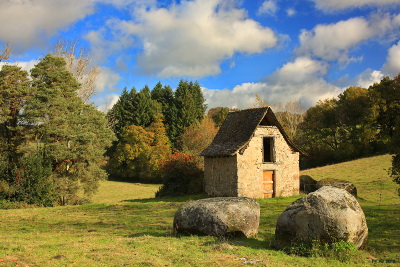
[1,0,400,111]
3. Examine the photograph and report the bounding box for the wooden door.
[263,170,274,198]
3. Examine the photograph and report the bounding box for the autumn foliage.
[156,150,204,197]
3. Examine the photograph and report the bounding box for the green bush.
[0,150,56,207]
[156,150,204,197]
[287,240,358,262]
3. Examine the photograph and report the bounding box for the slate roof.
[200,106,304,157]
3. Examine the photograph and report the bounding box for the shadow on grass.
[362,205,400,253]
[202,236,274,250]
[121,195,208,203]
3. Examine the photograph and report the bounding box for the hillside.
[301,154,399,205]
[0,155,399,266]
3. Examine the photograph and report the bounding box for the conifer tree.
[25,55,115,205]
[131,85,158,127]
[174,80,207,143]
[151,83,179,145]
[107,87,133,138]
[0,65,31,177]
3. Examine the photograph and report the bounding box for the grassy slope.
[301,154,399,204]
[0,155,399,266]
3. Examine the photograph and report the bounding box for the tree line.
[1,41,398,203]
[292,75,400,194]
[105,80,210,182]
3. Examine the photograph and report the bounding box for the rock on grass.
[173,197,260,237]
[275,186,368,249]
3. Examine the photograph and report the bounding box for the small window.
[263,137,274,162]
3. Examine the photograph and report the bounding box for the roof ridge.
[229,106,270,113]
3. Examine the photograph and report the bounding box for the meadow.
[0,155,399,266]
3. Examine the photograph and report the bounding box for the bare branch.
[0,42,12,62]
[51,38,100,103]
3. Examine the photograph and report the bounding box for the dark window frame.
[263,137,275,163]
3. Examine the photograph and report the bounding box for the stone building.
[200,107,303,198]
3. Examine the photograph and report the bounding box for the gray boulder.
[300,175,317,193]
[275,186,368,249]
[173,197,260,237]
[316,178,357,197]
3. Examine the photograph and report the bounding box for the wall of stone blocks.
[237,126,300,198]
[204,156,238,197]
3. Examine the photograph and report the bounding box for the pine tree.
[107,87,132,137]
[151,83,179,146]
[131,85,158,127]
[191,81,207,121]
[174,80,207,144]
[0,65,32,178]
[25,55,115,205]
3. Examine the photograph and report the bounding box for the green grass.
[301,154,399,205]
[91,181,161,204]
[0,155,399,266]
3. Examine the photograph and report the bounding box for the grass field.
[0,155,399,266]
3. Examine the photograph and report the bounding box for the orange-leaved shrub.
[155,150,204,197]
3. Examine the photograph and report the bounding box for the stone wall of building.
[204,156,238,197]
[237,126,300,198]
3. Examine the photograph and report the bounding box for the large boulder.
[300,175,317,193]
[316,178,357,197]
[275,186,368,249]
[173,197,260,237]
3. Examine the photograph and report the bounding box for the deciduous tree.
[0,42,11,62]
[179,116,218,157]
[51,38,100,103]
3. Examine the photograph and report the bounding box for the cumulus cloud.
[354,69,384,88]
[96,94,120,113]
[203,57,341,109]
[89,0,278,77]
[257,1,278,16]
[296,17,373,63]
[0,0,96,51]
[95,67,121,93]
[309,0,400,12]
[0,59,39,72]
[296,14,400,64]
[383,41,400,76]
[286,8,296,17]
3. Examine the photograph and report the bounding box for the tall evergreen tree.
[0,65,31,178]
[151,83,179,145]
[130,85,158,127]
[191,81,207,121]
[174,80,207,143]
[107,87,132,138]
[25,55,115,205]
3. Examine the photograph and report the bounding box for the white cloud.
[354,69,384,88]
[383,41,400,76]
[96,94,120,113]
[0,59,39,72]
[85,26,135,64]
[309,0,400,12]
[296,14,400,63]
[95,67,121,93]
[203,57,342,109]
[297,17,373,63]
[0,0,96,51]
[89,0,278,77]
[286,8,296,17]
[258,1,278,16]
